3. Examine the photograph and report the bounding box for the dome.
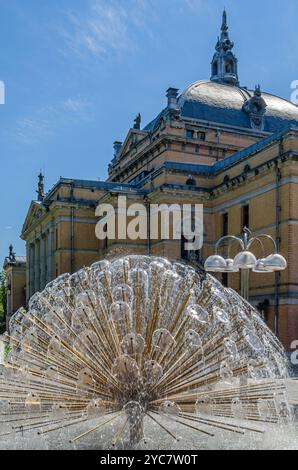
[144,11,298,134]
[178,80,298,133]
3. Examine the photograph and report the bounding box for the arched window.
[186,175,196,186]
[212,61,218,76]
[225,60,234,74]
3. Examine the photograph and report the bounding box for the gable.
[21,201,46,237]
[117,129,147,160]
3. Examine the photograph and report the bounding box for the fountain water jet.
[0,255,294,450]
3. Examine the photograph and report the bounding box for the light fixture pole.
[204,227,287,302]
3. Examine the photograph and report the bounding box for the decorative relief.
[243,85,267,131]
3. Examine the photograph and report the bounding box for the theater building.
[5,12,298,351]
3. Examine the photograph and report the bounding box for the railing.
[212,127,296,173]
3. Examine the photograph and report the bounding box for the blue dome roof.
[179,80,298,132]
[145,80,298,134]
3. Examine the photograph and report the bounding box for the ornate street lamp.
[204,227,287,301]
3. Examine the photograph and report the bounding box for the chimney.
[166,88,179,109]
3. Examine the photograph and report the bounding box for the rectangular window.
[222,213,229,287]
[198,132,206,141]
[242,204,250,229]
[186,130,194,139]
[222,213,229,236]
[222,273,228,287]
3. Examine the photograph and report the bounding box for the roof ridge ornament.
[211,11,239,86]
[36,172,45,202]
[133,113,141,130]
[8,244,16,263]
[243,84,267,131]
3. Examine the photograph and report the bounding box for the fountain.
[0,255,296,450]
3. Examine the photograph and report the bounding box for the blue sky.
[1,0,298,262]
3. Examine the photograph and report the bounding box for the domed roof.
[178,80,298,133]
[144,12,298,135]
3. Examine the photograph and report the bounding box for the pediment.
[118,129,147,160]
[21,201,46,237]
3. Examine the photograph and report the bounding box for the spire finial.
[37,172,45,202]
[222,9,228,32]
[210,10,239,86]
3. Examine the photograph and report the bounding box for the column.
[29,243,35,299]
[40,235,46,290]
[26,243,30,302]
[47,227,54,283]
[34,239,40,293]
[44,233,48,287]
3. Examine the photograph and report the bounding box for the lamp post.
[204,227,287,301]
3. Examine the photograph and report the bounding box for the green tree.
[0,271,7,323]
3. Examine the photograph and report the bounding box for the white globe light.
[253,258,274,273]
[233,251,257,270]
[225,258,239,273]
[264,254,287,272]
[204,255,227,272]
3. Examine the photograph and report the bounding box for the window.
[257,300,269,323]
[103,224,108,251]
[198,132,206,141]
[212,61,218,76]
[209,147,213,156]
[181,208,201,262]
[186,176,196,186]
[225,60,234,74]
[222,213,229,287]
[222,213,229,237]
[186,130,194,139]
[242,204,250,229]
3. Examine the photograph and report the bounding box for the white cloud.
[16,98,92,145]
[59,0,210,60]
[60,0,159,59]
[183,0,202,10]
